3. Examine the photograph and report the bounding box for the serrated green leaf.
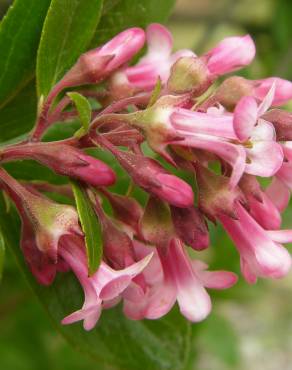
[0,0,51,108]
[71,181,102,274]
[37,0,103,98]
[91,0,175,46]
[67,92,92,138]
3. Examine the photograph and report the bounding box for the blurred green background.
[0,0,292,369]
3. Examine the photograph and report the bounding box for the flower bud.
[170,206,209,250]
[214,76,254,109]
[205,35,256,76]
[140,196,175,248]
[195,163,245,221]
[54,28,145,91]
[100,138,194,208]
[262,109,292,141]
[2,142,116,187]
[101,188,143,235]
[0,168,82,282]
[93,197,135,269]
[167,56,213,95]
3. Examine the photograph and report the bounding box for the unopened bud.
[262,109,292,141]
[215,76,253,109]
[170,206,209,250]
[195,163,245,221]
[167,56,212,95]
[100,138,194,208]
[140,196,175,248]
[101,188,143,235]
[94,197,135,269]
[2,142,116,187]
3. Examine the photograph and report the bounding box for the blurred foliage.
[0,0,292,369]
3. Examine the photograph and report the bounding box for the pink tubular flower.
[123,240,237,322]
[2,142,116,187]
[239,175,282,230]
[253,77,292,106]
[111,23,194,94]
[55,28,145,92]
[168,107,247,188]
[219,202,291,284]
[60,236,153,331]
[233,85,283,177]
[205,35,256,76]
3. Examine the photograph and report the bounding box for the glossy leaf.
[71,181,102,274]
[0,0,51,108]
[0,81,36,143]
[67,92,92,138]
[0,193,196,370]
[91,0,175,45]
[37,0,103,98]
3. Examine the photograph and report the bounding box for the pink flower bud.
[0,168,82,283]
[100,138,194,208]
[206,35,256,76]
[170,206,209,250]
[195,163,246,222]
[101,188,143,235]
[2,142,116,187]
[56,28,145,90]
[262,109,292,141]
[93,197,136,269]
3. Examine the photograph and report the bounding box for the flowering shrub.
[1,22,292,330]
[0,0,292,368]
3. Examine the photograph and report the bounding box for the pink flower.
[60,236,153,330]
[205,35,256,76]
[123,240,237,322]
[112,24,194,93]
[219,202,291,284]
[233,85,283,177]
[56,27,146,91]
[253,77,292,106]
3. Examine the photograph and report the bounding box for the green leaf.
[0,193,196,370]
[67,92,92,138]
[71,181,102,274]
[0,228,5,281]
[198,313,240,367]
[147,78,162,108]
[91,0,175,46]
[0,0,51,108]
[0,81,37,142]
[37,0,103,98]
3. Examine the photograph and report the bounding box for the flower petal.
[266,177,290,212]
[178,134,247,188]
[245,141,283,177]
[254,77,292,106]
[206,35,256,75]
[197,270,238,289]
[257,82,275,117]
[266,230,292,244]
[233,96,258,141]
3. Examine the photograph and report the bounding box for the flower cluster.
[1,24,292,330]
